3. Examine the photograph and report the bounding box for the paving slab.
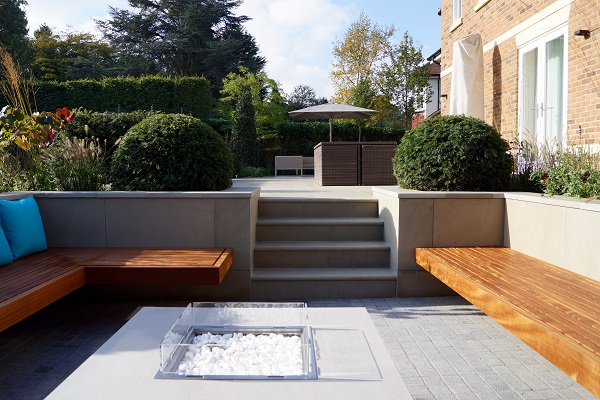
[46,307,413,400]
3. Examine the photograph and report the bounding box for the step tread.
[254,241,390,251]
[252,267,397,281]
[257,217,383,226]
[258,198,379,204]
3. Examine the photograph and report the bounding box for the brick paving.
[0,294,595,399]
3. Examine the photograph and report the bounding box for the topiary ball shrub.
[110,114,234,191]
[393,115,513,191]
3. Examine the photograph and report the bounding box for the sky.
[23,0,441,100]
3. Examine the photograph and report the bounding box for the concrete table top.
[46,306,413,400]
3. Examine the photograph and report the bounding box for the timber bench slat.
[48,248,234,285]
[0,252,85,332]
[432,248,600,349]
[1,247,233,333]
[416,246,600,398]
[0,253,83,303]
[432,248,600,338]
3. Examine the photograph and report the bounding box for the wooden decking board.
[0,254,82,302]
[439,249,598,329]
[427,248,599,325]
[416,247,600,398]
[418,248,600,356]
[1,247,233,332]
[49,248,233,285]
[436,248,600,343]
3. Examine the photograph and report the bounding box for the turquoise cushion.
[0,197,47,259]
[0,223,13,266]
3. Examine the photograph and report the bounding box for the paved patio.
[0,294,594,399]
[0,177,595,399]
[231,175,379,198]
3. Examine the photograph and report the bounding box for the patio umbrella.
[289,103,378,142]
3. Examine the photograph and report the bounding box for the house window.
[453,0,462,22]
[518,28,567,146]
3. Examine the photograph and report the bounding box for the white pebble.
[176,332,303,376]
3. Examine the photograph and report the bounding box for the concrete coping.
[2,187,261,200]
[503,192,600,211]
[372,187,505,199]
[372,187,600,211]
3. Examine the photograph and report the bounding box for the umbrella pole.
[329,119,332,142]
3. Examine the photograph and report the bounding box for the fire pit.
[156,302,316,380]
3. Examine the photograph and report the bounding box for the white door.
[518,28,567,147]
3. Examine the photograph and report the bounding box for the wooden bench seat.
[0,247,233,332]
[416,247,600,398]
[48,248,233,285]
[0,252,85,332]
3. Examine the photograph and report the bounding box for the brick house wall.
[440,0,600,145]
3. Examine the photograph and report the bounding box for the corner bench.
[0,247,233,332]
[416,247,600,398]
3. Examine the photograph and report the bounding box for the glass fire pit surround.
[157,302,316,380]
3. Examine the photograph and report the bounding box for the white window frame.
[517,25,568,148]
[453,0,462,22]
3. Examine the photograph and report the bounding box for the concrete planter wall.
[373,188,506,297]
[2,188,598,299]
[504,193,600,281]
[374,188,600,296]
[0,190,260,300]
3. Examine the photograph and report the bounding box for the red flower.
[541,172,549,181]
[46,127,55,145]
[55,107,75,124]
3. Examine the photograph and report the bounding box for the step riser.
[255,250,389,269]
[258,201,378,218]
[252,280,396,301]
[256,225,383,242]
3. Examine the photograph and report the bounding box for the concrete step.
[258,198,379,219]
[256,217,384,241]
[251,268,397,301]
[254,241,390,269]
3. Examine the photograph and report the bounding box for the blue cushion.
[0,224,13,266]
[0,197,47,259]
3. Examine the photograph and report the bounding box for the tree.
[0,0,30,66]
[97,0,265,93]
[230,84,260,167]
[220,67,287,137]
[378,32,431,129]
[30,25,65,81]
[285,84,327,111]
[30,25,118,81]
[330,13,394,104]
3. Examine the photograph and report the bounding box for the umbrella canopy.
[289,103,378,141]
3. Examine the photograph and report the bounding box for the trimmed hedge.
[274,121,404,156]
[23,76,213,117]
[110,114,233,191]
[255,121,404,171]
[393,115,513,191]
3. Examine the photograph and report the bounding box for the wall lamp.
[574,29,590,38]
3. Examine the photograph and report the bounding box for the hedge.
[8,76,213,118]
[256,121,405,172]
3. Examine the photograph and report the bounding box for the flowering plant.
[529,145,599,199]
[0,105,75,151]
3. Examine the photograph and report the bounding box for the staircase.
[252,198,397,301]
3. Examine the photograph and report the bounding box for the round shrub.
[393,115,513,191]
[110,114,234,191]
